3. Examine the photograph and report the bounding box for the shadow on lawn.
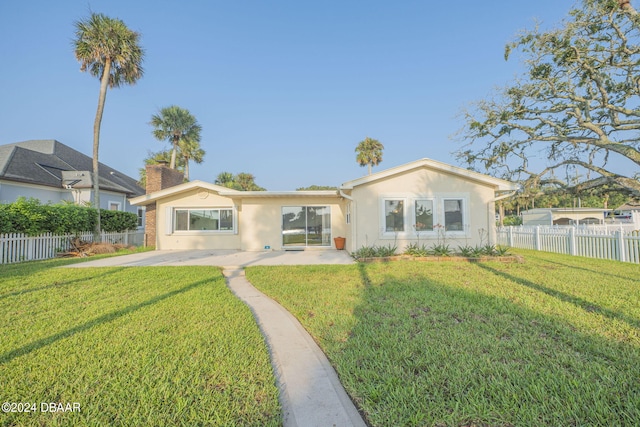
[341,262,640,426]
[476,263,640,331]
[536,257,638,282]
[0,277,210,365]
[0,267,127,301]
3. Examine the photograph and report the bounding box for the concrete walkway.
[223,268,367,427]
[66,249,355,268]
[65,250,366,426]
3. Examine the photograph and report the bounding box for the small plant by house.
[352,242,511,260]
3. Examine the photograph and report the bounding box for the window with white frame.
[174,208,234,231]
[414,199,434,232]
[384,199,405,232]
[109,201,121,211]
[137,207,145,228]
[443,198,464,231]
[381,195,468,237]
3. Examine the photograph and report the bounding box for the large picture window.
[174,208,234,231]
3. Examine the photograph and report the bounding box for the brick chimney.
[144,163,184,247]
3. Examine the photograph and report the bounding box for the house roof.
[0,140,144,197]
[522,208,610,214]
[130,157,519,206]
[616,201,640,211]
[130,180,340,206]
[340,158,519,191]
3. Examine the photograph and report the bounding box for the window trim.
[380,194,469,238]
[171,206,237,234]
[137,207,145,229]
[413,197,436,234]
[440,195,469,234]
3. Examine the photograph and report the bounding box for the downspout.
[339,189,355,252]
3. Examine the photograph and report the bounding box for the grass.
[246,249,640,426]
[0,259,280,426]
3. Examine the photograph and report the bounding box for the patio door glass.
[282,206,331,247]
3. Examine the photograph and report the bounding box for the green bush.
[352,244,398,259]
[100,209,138,232]
[0,198,136,235]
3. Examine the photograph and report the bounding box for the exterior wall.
[156,189,241,250]
[154,192,347,251]
[238,196,347,251]
[0,180,74,204]
[349,168,498,251]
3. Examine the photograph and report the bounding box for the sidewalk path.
[223,268,367,427]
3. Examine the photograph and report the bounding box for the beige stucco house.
[130,158,518,252]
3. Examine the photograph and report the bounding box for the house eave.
[340,158,519,192]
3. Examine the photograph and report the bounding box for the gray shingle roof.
[0,140,144,197]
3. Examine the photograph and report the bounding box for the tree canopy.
[456,0,640,198]
[214,172,265,191]
[355,137,384,175]
[150,106,202,170]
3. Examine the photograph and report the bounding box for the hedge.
[0,198,138,235]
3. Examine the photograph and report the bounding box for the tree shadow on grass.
[537,257,639,282]
[0,277,210,365]
[341,262,640,425]
[0,267,127,301]
[475,263,640,330]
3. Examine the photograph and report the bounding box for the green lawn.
[0,259,280,427]
[246,249,640,427]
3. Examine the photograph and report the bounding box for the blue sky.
[1,0,583,190]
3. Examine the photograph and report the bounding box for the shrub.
[404,242,430,257]
[100,209,138,232]
[352,244,398,259]
[431,244,452,256]
[0,198,136,235]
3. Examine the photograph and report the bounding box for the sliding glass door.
[282,206,331,247]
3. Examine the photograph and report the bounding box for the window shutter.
[165,207,173,235]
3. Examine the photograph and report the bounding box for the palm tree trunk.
[368,163,372,175]
[92,58,111,243]
[184,157,190,181]
[170,140,178,169]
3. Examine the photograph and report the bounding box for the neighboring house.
[0,140,145,227]
[132,158,518,252]
[609,201,640,227]
[521,208,610,226]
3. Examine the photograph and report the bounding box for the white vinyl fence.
[0,230,144,264]
[497,226,640,264]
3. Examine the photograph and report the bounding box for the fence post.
[508,226,514,247]
[534,226,541,251]
[568,227,576,256]
[617,230,626,263]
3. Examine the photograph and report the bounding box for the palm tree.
[178,138,205,181]
[355,137,384,175]
[73,12,144,240]
[150,106,202,170]
[215,171,235,187]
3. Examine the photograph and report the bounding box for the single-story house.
[0,139,145,226]
[521,207,610,226]
[131,158,519,252]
